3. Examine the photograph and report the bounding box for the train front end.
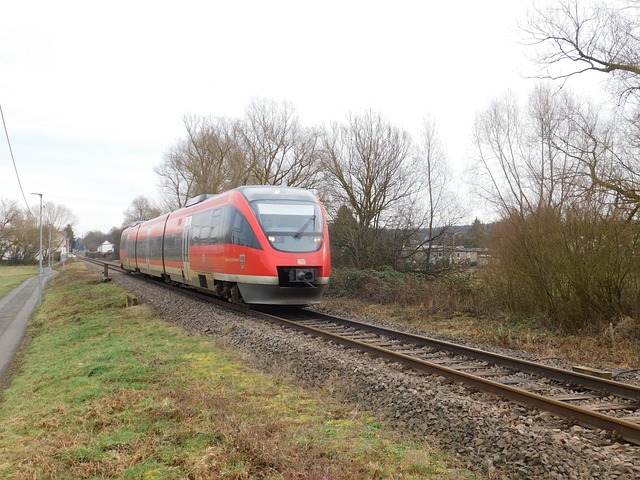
[237,186,331,305]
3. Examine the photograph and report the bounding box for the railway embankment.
[108,264,640,479]
[0,262,475,479]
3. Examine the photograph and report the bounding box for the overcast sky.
[0,0,603,236]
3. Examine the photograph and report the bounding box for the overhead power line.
[0,103,33,216]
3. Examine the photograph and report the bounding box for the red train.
[120,185,331,305]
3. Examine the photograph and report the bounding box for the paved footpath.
[0,270,56,379]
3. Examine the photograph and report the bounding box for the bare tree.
[3,208,38,265]
[155,115,249,209]
[238,98,322,188]
[474,85,640,330]
[551,99,640,217]
[524,0,640,213]
[321,111,419,227]
[320,111,422,268]
[41,201,76,230]
[182,114,248,193]
[155,142,197,210]
[5,211,40,265]
[0,198,20,260]
[414,117,464,270]
[472,86,584,216]
[123,196,162,226]
[156,101,324,211]
[83,230,108,252]
[473,0,640,329]
[524,0,640,103]
[40,202,77,262]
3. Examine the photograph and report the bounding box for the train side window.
[230,208,261,249]
[191,225,201,246]
[163,233,172,261]
[220,205,233,244]
[192,210,212,246]
[126,234,135,258]
[164,232,182,262]
[200,211,212,243]
[150,235,162,260]
[143,231,151,259]
[210,209,222,244]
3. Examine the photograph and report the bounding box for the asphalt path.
[0,270,55,379]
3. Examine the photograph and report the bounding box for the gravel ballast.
[109,271,640,479]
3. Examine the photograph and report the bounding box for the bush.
[485,207,640,334]
[325,267,484,314]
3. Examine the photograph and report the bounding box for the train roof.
[185,193,217,207]
[183,186,317,209]
[122,186,320,235]
[236,185,318,202]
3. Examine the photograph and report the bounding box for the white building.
[97,241,114,254]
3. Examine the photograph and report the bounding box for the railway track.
[80,257,640,445]
[257,308,640,445]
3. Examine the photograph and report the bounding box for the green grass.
[0,265,39,298]
[0,262,478,479]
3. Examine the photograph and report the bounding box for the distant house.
[97,241,114,254]
[427,245,481,266]
[402,244,490,271]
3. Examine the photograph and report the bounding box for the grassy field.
[0,263,477,479]
[0,265,39,299]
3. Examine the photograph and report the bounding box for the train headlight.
[268,235,276,242]
[313,237,322,243]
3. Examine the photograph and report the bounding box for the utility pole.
[31,193,43,306]
[48,227,52,268]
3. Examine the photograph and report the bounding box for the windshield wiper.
[294,214,316,239]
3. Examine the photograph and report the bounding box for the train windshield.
[253,201,324,252]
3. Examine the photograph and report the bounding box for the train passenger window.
[150,236,162,260]
[219,206,233,244]
[163,232,182,262]
[191,225,201,246]
[126,234,135,258]
[230,208,261,249]
[189,209,226,245]
[210,209,222,244]
[200,212,212,243]
[192,211,205,246]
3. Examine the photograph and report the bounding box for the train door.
[134,226,142,271]
[144,227,151,274]
[182,216,192,283]
[121,233,130,270]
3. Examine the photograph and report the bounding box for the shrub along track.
[84,259,640,479]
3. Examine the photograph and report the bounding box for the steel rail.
[252,309,640,445]
[299,311,640,401]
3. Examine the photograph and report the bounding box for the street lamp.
[31,193,43,306]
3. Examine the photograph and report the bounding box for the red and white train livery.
[120,185,331,305]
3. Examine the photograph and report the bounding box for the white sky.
[0,0,604,236]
